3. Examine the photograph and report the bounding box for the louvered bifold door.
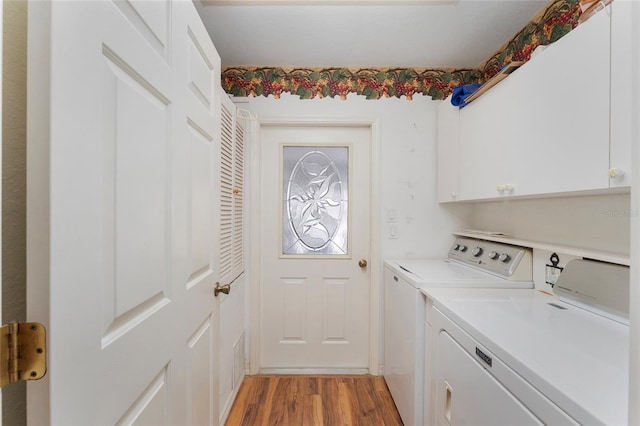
[219,96,244,286]
[220,101,235,286]
[233,120,244,276]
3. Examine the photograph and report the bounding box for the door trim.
[26,3,51,424]
[248,116,381,375]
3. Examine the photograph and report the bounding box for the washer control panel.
[448,237,532,280]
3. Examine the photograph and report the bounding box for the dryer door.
[436,331,541,426]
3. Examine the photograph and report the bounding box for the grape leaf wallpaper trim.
[221,0,581,101]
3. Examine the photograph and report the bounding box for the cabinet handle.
[496,184,514,194]
[450,192,457,200]
[608,168,625,179]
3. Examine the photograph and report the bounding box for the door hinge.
[0,322,47,388]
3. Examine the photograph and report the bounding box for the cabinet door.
[507,8,610,196]
[610,1,633,188]
[457,8,611,201]
[437,97,460,202]
[458,76,514,200]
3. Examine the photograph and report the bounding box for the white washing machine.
[384,237,533,426]
[424,259,629,425]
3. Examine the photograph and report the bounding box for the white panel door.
[184,5,223,426]
[27,2,221,424]
[260,125,371,370]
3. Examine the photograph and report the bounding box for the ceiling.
[195,0,549,69]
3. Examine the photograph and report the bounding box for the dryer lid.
[555,259,629,324]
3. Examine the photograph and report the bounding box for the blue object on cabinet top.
[450,83,482,108]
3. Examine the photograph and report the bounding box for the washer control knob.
[453,244,460,251]
[499,253,511,263]
[471,247,483,257]
[488,251,499,260]
[459,245,468,252]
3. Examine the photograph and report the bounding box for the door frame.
[0,2,4,419]
[248,116,381,375]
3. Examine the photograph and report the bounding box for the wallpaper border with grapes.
[221,0,581,101]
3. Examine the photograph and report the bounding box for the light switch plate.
[387,208,396,223]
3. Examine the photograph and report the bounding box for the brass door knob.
[358,259,368,268]
[214,282,230,297]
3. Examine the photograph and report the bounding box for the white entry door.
[259,125,371,370]
[27,2,222,424]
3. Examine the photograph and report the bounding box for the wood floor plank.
[302,376,319,395]
[238,403,259,426]
[225,377,252,426]
[267,377,291,425]
[225,375,403,426]
[286,377,304,425]
[321,377,341,425]
[253,376,278,426]
[354,375,382,424]
[375,377,404,425]
[302,394,323,426]
[338,380,357,426]
[250,374,271,404]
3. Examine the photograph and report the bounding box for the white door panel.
[183,5,222,426]
[259,125,371,370]
[28,1,221,423]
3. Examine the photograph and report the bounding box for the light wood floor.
[225,375,404,426]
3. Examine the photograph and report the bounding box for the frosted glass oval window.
[282,146,349,255]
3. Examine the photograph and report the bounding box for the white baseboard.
[256,368,371,375]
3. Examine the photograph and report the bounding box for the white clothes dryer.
[423,259,629,426]
[384,237,533,426]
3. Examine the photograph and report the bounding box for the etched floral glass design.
[282,146,348,255]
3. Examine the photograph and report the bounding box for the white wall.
[240,92,474,373]
[471,193,631,255]
[240,93,473,259]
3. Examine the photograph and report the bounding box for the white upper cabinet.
[437,96,461,202]
[458,75,516,200]
[610,0,633,188]
[505,6,610,197]
[448,4,630,202]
